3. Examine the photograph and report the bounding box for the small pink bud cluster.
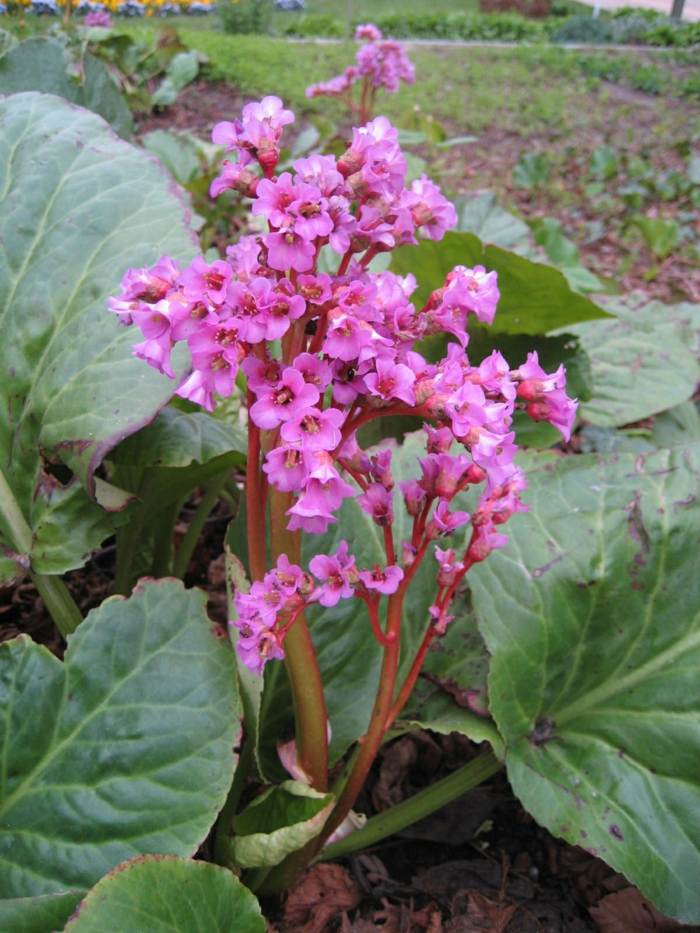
[306,24,415,116]
[109,98,577,677]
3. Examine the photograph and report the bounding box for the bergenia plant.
[109,94,576,883]
[306,24,415,123]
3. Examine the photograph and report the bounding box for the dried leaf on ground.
[590,888,691,933]
[447,890,517,932]
[283,863,360,933]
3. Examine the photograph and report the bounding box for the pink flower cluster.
[110,97,577,676]
[84,9,112,27]
[306,24,415,114]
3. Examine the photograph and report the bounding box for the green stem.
[30,573,83,637]
[317,748,502,862]
[151,497,184,579]
[173,472,229,579]
[213,736,255,868]
[0,465,82,636]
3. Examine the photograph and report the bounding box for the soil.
[3,78,699,933]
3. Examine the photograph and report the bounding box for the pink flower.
[265,230,316,273]
[427,500,470,538]
[84,9,112,27]
[406,175,457,241]
[263,444,308,493]
[434,547,464,586]
[310,541,358,606]
[281,407,346,451]
[367,449,394,489]
[400,479,427,517]
[293,154,344,197]
[293,352,332,390]
[359,564,403,594]
[214,96,294,175]
[358,483,394,525]
[210,160,259,199]
[364,357,416,405]
[179,257,232,306]
[250,367,320,429]
[445,265,500,326]
[355,23,383,41]
[287,475,355,533]
[468,518,509,563]
[516,352,578,441]
[324,311,373,362]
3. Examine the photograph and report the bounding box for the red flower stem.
[383,525,396,565]
[385,624,438,731]
[269,487,329,792]
[365,597,394,647]
[337,249,354,277]
[319,588,404,843]
[338,404,427,450]
[246,396,266,582]
[359,244,381,269]
[338,458,369,491]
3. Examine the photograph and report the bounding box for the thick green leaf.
[0,93,197,583]
[651,401,700,448]
[0,29,17,55]
[64,856,264,933]
[512,152,551,189]
[568,303,700,427]
[152,51,200,107]
[391,232,609,335]
[230,781,334,869]
[142,130,203,185]
[0,38,132,138]
[454,192,531,250]
[589,145,619,181]
[470,446,700,923]
[632,216,680,260]
[0,579,239,897]
[0,891,83,933]
[110,407,246,469]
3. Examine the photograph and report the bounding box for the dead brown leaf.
[447,890,517,932]
[590,888,689,933]
[283,863,361,933]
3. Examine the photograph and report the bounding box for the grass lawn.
[171,29,697,132]
[2,15,697,297]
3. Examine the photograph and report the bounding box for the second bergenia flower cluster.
[306,24,415,123]
[109,95,577,678]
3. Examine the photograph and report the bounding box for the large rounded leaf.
[568,301,700,427]
[0,579,239,898]
[0,93,197,583]
[470,446,700,922]
[0,891,83,933]
[0,38,132,138]
[65,856,264,933]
